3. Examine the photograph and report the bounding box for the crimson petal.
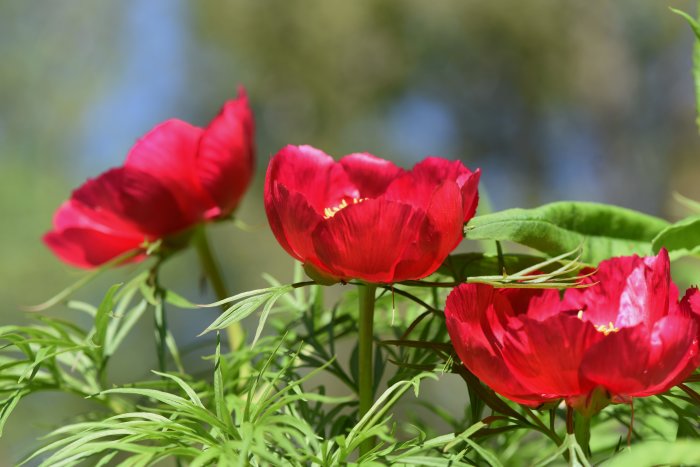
[311,198,425,283]
[197,88,255,218]
[124,119,212,219]
[393,181,464,281]
[579,325,652,397]
[339,153,404,198]
[71,168,196,236]
[43,228,144,269]
[265,182,325,269]
[502,315,605,398]
[562,254,645,326]
[267,145,358,214]
[503,288,562,321]
[445,284,547,405]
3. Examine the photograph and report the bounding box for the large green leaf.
[607,440,700,467]
[652,215,700,260]
[464,201,669,265]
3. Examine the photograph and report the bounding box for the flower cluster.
[44,87,700,428]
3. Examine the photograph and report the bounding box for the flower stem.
[194,226,244,350]
[357,283,377,457]
[573,411,592,459]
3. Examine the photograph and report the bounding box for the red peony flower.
[445,250,700,414]
[264,145,480,284]
[44,88,255,268]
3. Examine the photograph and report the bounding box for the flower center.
[577,310,620,336]
[323,197,368,219]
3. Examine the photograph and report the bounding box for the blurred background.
[2,0,700,461]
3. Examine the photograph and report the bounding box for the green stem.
[495,240,505,274]
[358,283,377,457]
[147,261,169,376]
[153,288,167,373]
[194,226,244,350]
[573,411,592,459]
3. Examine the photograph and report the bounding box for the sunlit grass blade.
[200,285,293,335]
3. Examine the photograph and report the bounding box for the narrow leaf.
[93,284,122,353]
[671,7,700,132]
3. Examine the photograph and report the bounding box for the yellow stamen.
[576,310,619,335]
[323,197,368,219]
[594,322,619,336]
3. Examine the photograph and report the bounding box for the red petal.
[311,198,425,283]
[52,200,136,236]
[616,249,672,329]
[71,167,197,236]
[502,288,562,321]
[680,286,700,320]
[44,195,146,268]
[125,119,212,218]
[412,157,475,186]
[43,228,144,269]
[445,284,549,405]
[642,314,700,394]
[675,287,700,379]
[408,158,480,221]
[579,326,651,396]
[393,181,464,281]
[459,168,481,222]
[264,182,325,269]
[384,158,478,216]
[338,153,404,198]
[502,315,605,398]
[581,251,670,329]
[267,145,358,214]
[579,313,698,399]
[562,255,645,327]
[197,89,255,217]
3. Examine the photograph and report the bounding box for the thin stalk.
[358,283,377,457]
[154,289,167,373]
[573,411,592,459]
[147,260,170,377]
[194,226,244,350]
[566,406,574,435]
[495,240,505,274]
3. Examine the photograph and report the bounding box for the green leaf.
[92,284,122,353]
[670,7,700,132]
[105,299,147,357]
[151,371,204,408]
[213,334,234,434]
[462,437,503,467]
[0,389,29,436]
[465,201,669,264]
[163,289,197,309]
[251,287,294,346]
[200,285,293,335]
[652,216,700,260]
[439,253,548,281]
[607,439,700,467]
